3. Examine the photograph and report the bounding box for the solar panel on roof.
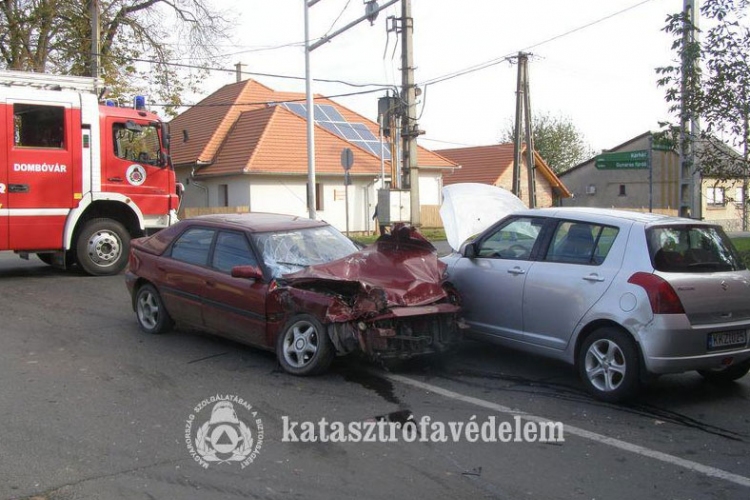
[280,101,392,159]
[318,121,341,136]
[352,123,378,141]
[320,104,345,122]
[337,123,362,141]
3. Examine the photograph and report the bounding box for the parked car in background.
[125,213,461,375]
[441,207,750,402]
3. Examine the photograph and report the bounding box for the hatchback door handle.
[507,267,526,275]
[582,274,605,282]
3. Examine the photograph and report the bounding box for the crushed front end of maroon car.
[271,225,464,361]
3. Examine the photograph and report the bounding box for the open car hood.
[282,225,449,309]
[439,183,527,251]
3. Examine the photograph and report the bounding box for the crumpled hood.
[282,225,449,308]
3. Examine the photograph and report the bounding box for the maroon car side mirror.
[231,265,264,281]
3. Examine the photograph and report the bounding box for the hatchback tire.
[135,284,174,334]
[578,327,640,402]
[697,361,750,384]
[277,314,334,376]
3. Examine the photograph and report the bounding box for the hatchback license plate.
[707,330,747,351]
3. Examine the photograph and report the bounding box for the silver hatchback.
[441,207,750,402]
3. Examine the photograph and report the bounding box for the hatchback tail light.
[627,272,685,314]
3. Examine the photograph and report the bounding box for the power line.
[324,0,353,37]
[150,86,388,110]
[99,53,393,89]
[419,0,657,87]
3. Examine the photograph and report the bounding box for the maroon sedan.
[125,213,462,375]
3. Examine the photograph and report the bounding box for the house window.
[218,184,228,207]
[735,187,745,206]
[618,185,626,196]
[706,187,725,206]
[307,183,324,211]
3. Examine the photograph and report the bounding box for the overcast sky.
[201,0,681,153]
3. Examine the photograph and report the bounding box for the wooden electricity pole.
[511,52,536,208]
[400,0,421,226]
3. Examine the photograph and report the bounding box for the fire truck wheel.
[76,219,130,276]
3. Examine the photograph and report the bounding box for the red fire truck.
[0,70,181,275]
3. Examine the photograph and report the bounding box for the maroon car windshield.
[251,224,360,278]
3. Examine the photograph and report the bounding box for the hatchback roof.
[516,207,704,226]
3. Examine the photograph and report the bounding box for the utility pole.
[400,0,421,226]
[678,0,701,219]
[89,0,100,79]
[304,1,317,220]
[303,0,399,221]
[511,52,536,207]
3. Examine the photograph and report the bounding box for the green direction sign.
[595,150,649,170]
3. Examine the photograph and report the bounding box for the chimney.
[235,62,245,83]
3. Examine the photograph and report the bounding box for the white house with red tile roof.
[437,144,571,207]
[170,79,458,232]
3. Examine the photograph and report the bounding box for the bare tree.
[0,0,231,116]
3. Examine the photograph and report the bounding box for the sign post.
[341,148,354,235]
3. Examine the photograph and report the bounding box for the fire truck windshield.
[113,122,161,166]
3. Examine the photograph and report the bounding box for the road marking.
[385,372,750,489]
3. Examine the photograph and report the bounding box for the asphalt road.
[1,251,749,500]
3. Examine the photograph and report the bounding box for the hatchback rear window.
[647,225,745,272]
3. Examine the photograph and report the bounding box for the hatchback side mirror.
[463,242,478,259]
[231,265,264,281]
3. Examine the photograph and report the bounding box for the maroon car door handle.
[205,280,216,288]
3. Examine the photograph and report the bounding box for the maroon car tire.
[277,314,335,376]
[135,284,174,335]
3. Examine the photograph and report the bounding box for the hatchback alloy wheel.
[585,339,626,391]
[578,327,639,402]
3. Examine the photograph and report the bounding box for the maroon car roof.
[188,212,329,232]
[133,212,330,255]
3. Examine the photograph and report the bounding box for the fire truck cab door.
[104,117,171,214]
[3,98,79,250]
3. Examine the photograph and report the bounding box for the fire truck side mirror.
[125,120,143,132]
[161,123,171,150]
